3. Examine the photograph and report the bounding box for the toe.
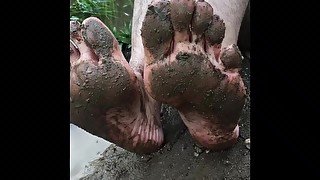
[170,0,195,32]
[70,20,82,41]
[141,0,173,64]
[170,0,195,42]
[70,21,80,63]
[220,44,243,71]
[82,17,121,62]
[191,0,213,38]
[70,20,100,65]
[204,14,226,46]
[204,14,226,60]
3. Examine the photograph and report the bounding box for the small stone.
[86,70,93,74]
[194,145,203,154]
[245,138,250,150]
[223,160,231,165]
[167,144,172,151]
[205,150,210,154]
[169,164,174,168]
[194,152,199,157]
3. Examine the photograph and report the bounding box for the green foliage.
[112,20,132,46]
[70,0,133,45]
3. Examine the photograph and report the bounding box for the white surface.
[70,124,112,180]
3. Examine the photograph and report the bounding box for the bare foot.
[70,18,163,154]
[142,0,247,150]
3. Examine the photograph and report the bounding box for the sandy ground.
[72,56,250,180]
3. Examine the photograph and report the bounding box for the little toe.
[220,44,243,71]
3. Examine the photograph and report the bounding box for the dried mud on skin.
[80,57,250,180]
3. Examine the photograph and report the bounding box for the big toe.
[141,0,174,65]
[81,17,124,63]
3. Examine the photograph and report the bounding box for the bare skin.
[70,19,163,154]
[141,0,246,150]
[70,0,247,153]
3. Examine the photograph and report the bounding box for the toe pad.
[220,44,243,70]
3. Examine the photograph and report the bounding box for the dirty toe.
[141,0,173,64]
[191,0,213,36]
[70,21,82,41]
[220,44,243,70]
[204,14,225,46]
[170,0,195,32]
[82,17,119,60]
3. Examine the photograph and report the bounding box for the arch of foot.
[142,0,247,150]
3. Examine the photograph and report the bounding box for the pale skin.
[70,0,249,154]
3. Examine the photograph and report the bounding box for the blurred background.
[70,0,134,61]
